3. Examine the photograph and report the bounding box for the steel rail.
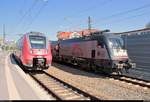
[29,71,100,100]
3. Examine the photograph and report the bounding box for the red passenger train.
[14,31,52,70]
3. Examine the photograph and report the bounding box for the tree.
[146,22,150,28]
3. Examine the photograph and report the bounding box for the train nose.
[33,58,46,68]
[32,49,48,54]
[37,59,45,66]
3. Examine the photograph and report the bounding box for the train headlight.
[46,49,48,54]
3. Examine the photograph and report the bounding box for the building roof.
[115,28,150,35]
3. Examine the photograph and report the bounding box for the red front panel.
[21,34,52,66]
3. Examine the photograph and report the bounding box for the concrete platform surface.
[0,51,53,100]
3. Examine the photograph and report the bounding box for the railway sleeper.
[64,95,84,100]
[55,89,72,94]
[59,92,76,96]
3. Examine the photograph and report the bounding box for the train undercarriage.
[13,54,49,71]
[53,55,135,75]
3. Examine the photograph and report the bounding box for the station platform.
[0,52,52,100]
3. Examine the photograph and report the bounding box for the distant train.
[14,31,52,70]
[51,31,136,74]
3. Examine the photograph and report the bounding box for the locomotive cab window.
[29,35,46,49]
[108,38,124,49]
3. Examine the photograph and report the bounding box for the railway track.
[53,62,150,89]
[28,71,100,100]
[110,74,150,89]
[11,53,99,100]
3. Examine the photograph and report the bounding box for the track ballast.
[29,71,100,100]
[53,62,150,89]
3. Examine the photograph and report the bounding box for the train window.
[29,35,46,49]
[17,38,22,50]
[109,38,124,49]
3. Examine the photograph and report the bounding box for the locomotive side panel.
[59,40,109,59]
[51,33,136,75]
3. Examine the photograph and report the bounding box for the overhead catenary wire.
[63,3,150,32]
[14,0,39,31]
[94,10,150,27]
[58,0,113,31]
[23,0,49,32]
[93,3,150,24]
[64,0,113,20]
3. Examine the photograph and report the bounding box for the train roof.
[26,31,46,36]
[114,28,150,35]
[59,32,117,41]
[51,30,120,44]
[50,32,122,46]
[55,32,116,44]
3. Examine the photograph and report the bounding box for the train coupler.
[114,63,124,75]
[124,62,136,73]
[33,58,46,69]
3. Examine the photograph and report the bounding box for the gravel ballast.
[48,63,150,100]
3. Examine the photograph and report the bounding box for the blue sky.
[0,0,150,41]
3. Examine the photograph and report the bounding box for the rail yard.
[0,0,150,101]
[0,28,150,100]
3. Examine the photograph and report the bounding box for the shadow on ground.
[9,53,109,79]
[9,53,29,73]
[51,61,109,79]
[9,53,46,74]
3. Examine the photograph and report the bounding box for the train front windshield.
[108,37,128,57]
[29,35,46,49]
[109,38,124,49]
